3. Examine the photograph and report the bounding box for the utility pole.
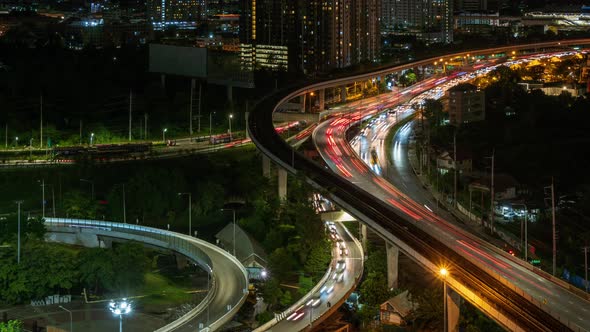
[5,123,7,148]
[583,245,589,292]
[198,82,202,133]
[15,200,23,264]
[79,120,82,145]
[129,90,133,141]
[144,113,148,140]
[489,149,495,232]
[40,94,43,149]
[40,179,46,218]
[549,178,557,276]
[453,129,457,208]
[189,79,194,136]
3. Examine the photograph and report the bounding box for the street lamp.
[209,112,216,137]
[178,192,192,236]
[114,184,126,223]
[162,128,167,143]
[220,208,236,256]
[58,305,73,332]
[15,200,23,264]
[90,133,94,145]
[439,267,449,332]
[80,179,95,201]
[38,179,46,218]
[228,114,233,141]
[108,299,132,332]
[15,136,18,148]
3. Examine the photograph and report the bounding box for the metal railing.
[44,218,248,332]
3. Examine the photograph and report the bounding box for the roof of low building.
[215,223,267,265]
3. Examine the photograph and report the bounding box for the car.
[336,259,346,271]
[306,293,322,307]
[340,247,349,256]
[320,280,336,294]
[332,271,344,282]
[286,305,306,321]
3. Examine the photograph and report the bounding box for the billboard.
[149,44,207,78]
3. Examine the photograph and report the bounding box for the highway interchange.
[249,40,590,332]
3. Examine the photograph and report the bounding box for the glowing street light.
[162,128,168,142]
[90,133,94,145]
[108,299,132,332]
[228,114,233,140]
[439,267,449,332]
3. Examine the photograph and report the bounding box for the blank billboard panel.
[149,44,207,78]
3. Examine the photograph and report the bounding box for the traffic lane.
[314,113,590,327]
[276,222,362,331]
[174,246,245,332]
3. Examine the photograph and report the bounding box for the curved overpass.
[248,40,590,331]
[44,218,248,332]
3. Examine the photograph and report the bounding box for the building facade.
[240,0,380,74]
[147,0,207,29]
[381,0,453,43]
[447,83,485,125]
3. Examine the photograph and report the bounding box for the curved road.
[249,40,590,332]
[44,218,247,332]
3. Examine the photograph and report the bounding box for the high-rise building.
[147,0,207,29]
[240,0,380,74]
[454,0,487,12]
[381,0,453,43]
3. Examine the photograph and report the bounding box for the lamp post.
[162,128,167,143]
[29,138,34,159]
[15,200,23,264]
[108,299,132,332]
[59,305,73,332]
[228,114,233,140]
[90,133,94,145]
[15,136,18,148]
[209,112,216,138]
[38,179,46,218]
[521,203,528,261]
[114,184,126,223]
[220,208,236,256]
[80,179,95,201]
[440,267,449,332]
[178,192,192,236]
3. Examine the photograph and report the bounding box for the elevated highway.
[44,218,248,332]
[248,40,590,331]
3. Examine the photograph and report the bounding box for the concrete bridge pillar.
[341,86,347,103]
[360,222,367,252]
[278,168,287,201]
[318,89,325,112]
[386,242,399,289]
[262,155,271,178]
[445,285,461,332]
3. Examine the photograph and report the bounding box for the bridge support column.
[445,285,461,332]
[360,222,367,252]
[318,89,325,112]
[278,168,287,201]
[341,86,347,103]
[386,242,399,289]
[262,155,271,178]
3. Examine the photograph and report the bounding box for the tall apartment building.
[454,0,487,12]
[147,0,207,28]
[240,0,380,74]
[447,83,485,125]
[381,0,453,43]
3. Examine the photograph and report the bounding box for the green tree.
[303,240,331,277]
[260,277,282,310]
[0,320,23,332]
[78,247,115,294]
[409,286,443,329]
[359,272,392,307]
[297,275,314,296]
[423,98,445,129]
[63,190,97,219]
[112,241,149,295]
[280,289,293,307]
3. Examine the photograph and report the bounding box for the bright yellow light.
[512,51,516,55]
[440,268,448,276]
[310,92,315,96]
